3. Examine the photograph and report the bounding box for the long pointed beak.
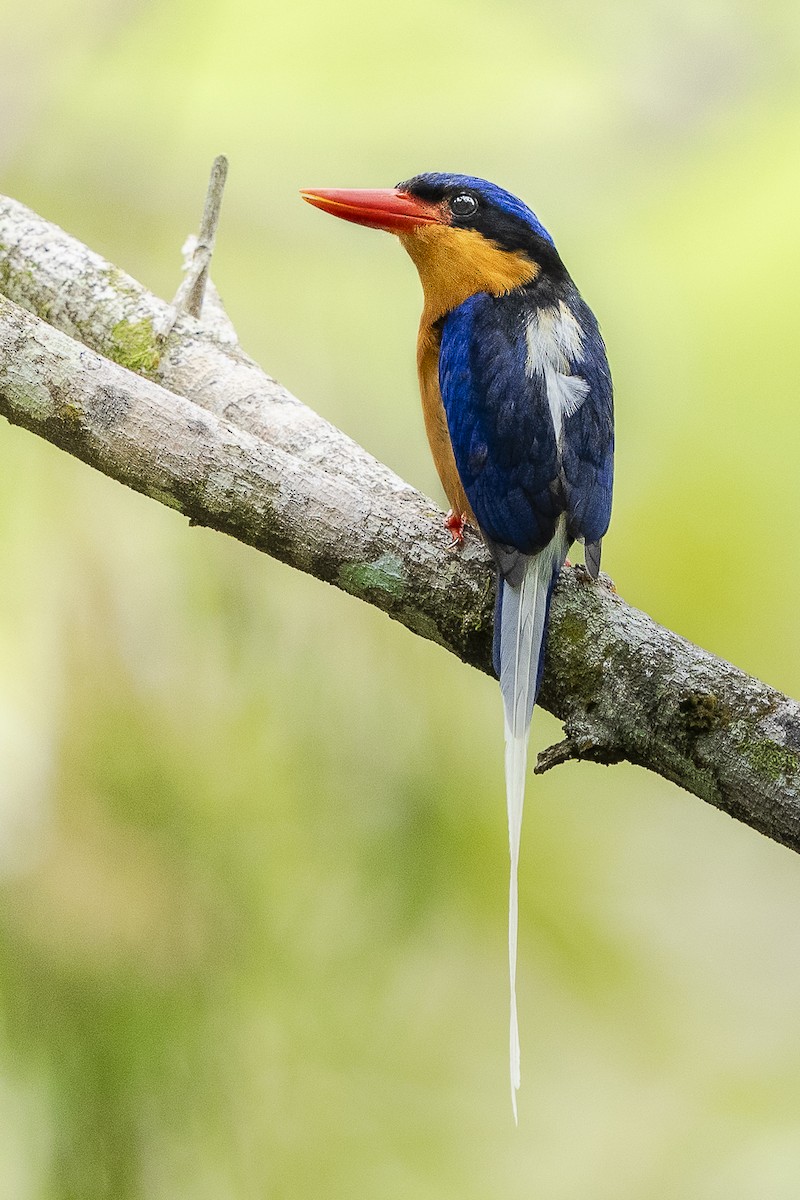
[300,187,443,233]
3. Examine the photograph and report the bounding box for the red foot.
[445,510,466,546]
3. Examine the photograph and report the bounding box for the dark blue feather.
[439,292,561,555]
[438,286,613,566]
[558,294,614,545]
[400,173,556,247]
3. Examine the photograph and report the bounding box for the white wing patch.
[525,303,589,444]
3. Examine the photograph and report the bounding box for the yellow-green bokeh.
[2,1,800,1197]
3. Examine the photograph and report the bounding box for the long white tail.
[498,524,568,1122]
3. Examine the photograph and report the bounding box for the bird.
[301,174,614,1119]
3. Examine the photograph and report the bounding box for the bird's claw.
[445,510,467,547]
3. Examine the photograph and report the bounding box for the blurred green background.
[2,0,800,1196]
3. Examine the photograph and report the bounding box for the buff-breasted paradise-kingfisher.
[301,174,614,1119]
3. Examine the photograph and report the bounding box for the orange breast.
[416,321,475,524]
[398,224,540,527]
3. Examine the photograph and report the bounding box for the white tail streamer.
[498,521,568,1122]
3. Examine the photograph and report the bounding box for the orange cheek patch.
[398,225,539,324]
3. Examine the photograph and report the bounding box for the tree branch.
[1,190,799,852]
[172,154,229,320]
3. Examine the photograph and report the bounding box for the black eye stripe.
[449,193,478,217]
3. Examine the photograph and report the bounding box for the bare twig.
[172,154,229,319]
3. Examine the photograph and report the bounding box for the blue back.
[558,297,614,545]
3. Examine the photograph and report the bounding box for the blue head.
[393,173,563,319]
[398,173,556,252]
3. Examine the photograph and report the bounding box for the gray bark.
[1,193,799,852]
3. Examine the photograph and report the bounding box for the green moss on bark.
[338,552,406,600]
[108,318,160,375]
[745,739,799,783]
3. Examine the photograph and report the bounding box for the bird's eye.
[449,193,478,218]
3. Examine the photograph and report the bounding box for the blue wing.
[438,288,613,564]
[438,292,560,559]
